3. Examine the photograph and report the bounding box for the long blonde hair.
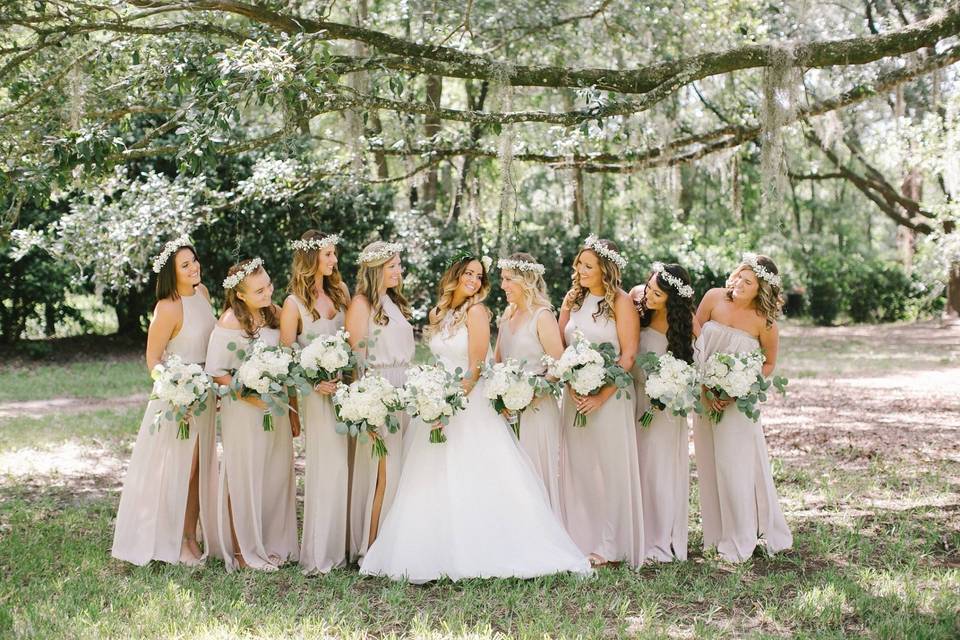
[566,239,622,321]
[500,252,553,324]
[425,255,491,337]
[726,254,783,328]
[287,229,349,320]
[224,259,280,338]
[355,241,412,325]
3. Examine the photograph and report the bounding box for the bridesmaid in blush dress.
[112,238,220,566]
[345,241,415,561]
[206,258,298,571]
[558,236,644,568]
[631,263,698,562]
[280,230,351,575]
[693,253,792,562]
[494,252,564,515]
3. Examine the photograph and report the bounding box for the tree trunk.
[449,79,488,223]
[421,75,443,214]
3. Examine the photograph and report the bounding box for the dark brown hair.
[155,244,198,302]
[223,259,280,338]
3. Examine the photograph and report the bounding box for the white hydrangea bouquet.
[149,355,215,439]
[297,328,356,387]
[333,374,403,458]
[545,330,633,427]
[399,363,467,444]
[698,349,788,423]
[481,359,559,438]
[634,351,700,428]
[228,340,305,431]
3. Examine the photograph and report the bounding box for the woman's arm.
[557,292,574,347]
[614,290,640,372]
[758,321,780,378]
[536,309,565,362]
[145,299,180,371]
[463,304,491,395]
[278,296,301,347]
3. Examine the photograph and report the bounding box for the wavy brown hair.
[566,239,622,321]
[224,259,280,338]
[726,254,784,328]
[355,241,412,326]
[638,264,695,364]
[425,255,491,337]
[287,229,349,320]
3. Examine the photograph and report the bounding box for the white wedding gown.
[359,321,592,583]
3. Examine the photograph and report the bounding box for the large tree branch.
[125,0,960,94]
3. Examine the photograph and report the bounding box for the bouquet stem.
[709,408,724,424]
[262,412,274,432]
[507,412,520,439]
[429,426,447,443]
[574,411,587,428]
[177,418,190,440]
[639,410,654,428]
[370,435,388,459]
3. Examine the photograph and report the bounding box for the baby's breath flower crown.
[357,242,404,265]
[152,234,192,274]
[497,258,545,275]
[222,257,264,290]
[583,234,627,269]
[290,233,341,253]
[651,262,694,298]
[741,252,782,288]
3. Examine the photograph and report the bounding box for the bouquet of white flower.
[544,330,633,427]
[333,374,403,458]
[297,328,355,387]
[150,355,214,439]
[698,349,788,423]
[228,340,305,431]
[481,359,559,438]
[399,363,467,443]
[634,351,700,428]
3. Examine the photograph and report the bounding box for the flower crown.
[290,233,341,253]
[222,257,264,290]
[152,234,192,274]
[651,262,694,298]
[357,241,404,265]
[584,234,627,269]
[741,252,782,288]
[450,250,492,273]
[497,258,545,275]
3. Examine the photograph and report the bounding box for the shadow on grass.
[1,485,956,640]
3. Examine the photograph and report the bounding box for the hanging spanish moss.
[491,62,516,254]
[65,64,86,130]
[760,46,801,212]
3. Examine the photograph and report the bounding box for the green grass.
[0,325,957,638]
[0,358,147,403]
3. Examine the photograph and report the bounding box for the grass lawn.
[0,321,957,639]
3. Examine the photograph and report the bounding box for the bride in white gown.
[360,254,592,583]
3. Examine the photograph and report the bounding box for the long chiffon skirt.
[216,398,298,572]
[300,391,350,574]
[559,391,645,567]
[112,399,219,565]
[636,411,689,561]
[693,409,792,562]
[349,365,408,562]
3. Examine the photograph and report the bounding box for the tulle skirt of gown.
[636,411,689,561]
[300,391,349,574]
[112,399,220,565]
[518,394,563,517]
[359,386,591,583]
[349,365,409,562]
[560,391,645,567]
[216,397,299,572]
[693,409,792,562]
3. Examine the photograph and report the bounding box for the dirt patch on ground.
[0,393,150,418]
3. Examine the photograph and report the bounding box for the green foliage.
[805,254,845,326]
